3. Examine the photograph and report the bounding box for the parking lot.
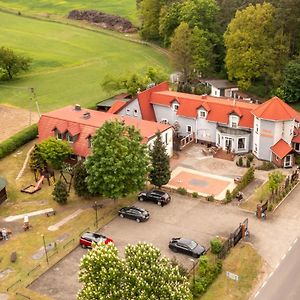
[30,194,250,299]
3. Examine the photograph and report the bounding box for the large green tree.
[279,60,300,103]
[0,46,31,80]
[78,242,192,300]
[73,161,93,198]
[149,131,171,188]
[85,120,149,200]
[170,22,194,82]
[36,138,73,170]
[101,67,168,96]
[224,3,289,90]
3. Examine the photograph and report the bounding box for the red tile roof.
[38,106,171,157]
[107,100,127,114]
[252,97,299,121]
[150,90,259,128]
[137,82,169,121]
[270,139,293,159]
[292,128,300,143]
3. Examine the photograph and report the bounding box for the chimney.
[75,104,81,111]
[83,112,91,119]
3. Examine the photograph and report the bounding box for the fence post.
[256,203,262,219]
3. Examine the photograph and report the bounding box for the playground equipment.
[21,175,45,194]
[59,163,75,192]
[0,176,7,205]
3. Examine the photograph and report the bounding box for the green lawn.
[0,0,138,24]
[200,244,263,300]
[0,11,170,113]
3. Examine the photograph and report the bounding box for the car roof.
[122,206,147,212]
[177,238,196,245]
[150,189,167,196]
[82,232,102,239]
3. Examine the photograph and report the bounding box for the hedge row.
[191,255,222,297]
[231,166,255,198]
[0,124,38,159]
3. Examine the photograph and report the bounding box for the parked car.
[169,238,206,258]
[118,206,150,222]
[138,189,171,206]
[80,231,113,248]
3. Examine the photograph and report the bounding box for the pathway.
[4,208,55,222]
[48,209,83,231]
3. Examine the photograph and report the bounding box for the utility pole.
[30,87,41,117]
[42,234,49,265]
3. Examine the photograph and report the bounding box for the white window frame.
[229,115,239,128]
[173,103,179,111]
[237,137,246,150]
[186,125,192,133]
[66,132,74,144]
[133,109,138,117]
[198,110,206,118]
[254,143,258,153]
[284,154,292,167]
[295,143,300,151]
[160,118,169,124]
[165,132,168,145]
[126,108,130,115]
[56,130,63,140]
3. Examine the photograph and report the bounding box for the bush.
[246,159,251,167]
[52,180,69,204]
[224,190,232,203]
[257,161,276,171]
[192,256,222,297]
[268,203,273,211]
[238,156,243,167]
[295,155,300,165]
[0,124,38,159]
[247,153,254,162]
[192,192,199,198]
[177,187,187,195]
[206,195,214,202]
[210,238,222,254]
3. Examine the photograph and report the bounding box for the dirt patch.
[68,10,137,33]
[0,105,39,143]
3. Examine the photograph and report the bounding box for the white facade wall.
[147,127,173,156]
[118,99,142,119]
[211,86,220,97]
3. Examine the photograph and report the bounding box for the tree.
[149,131,171,188]
[224,3,289,90]
[78,242,192,300]
[0,47,31,80]
[140,0,162,40]
[52,180,69,204]
[85,120,149,200]
[101,67,168,96]
[268,171,284,192]
[29,145,46,171]
[73,161,93,198]
[170,22,194,82]
[279,60,300,103]
[37,138,73,169]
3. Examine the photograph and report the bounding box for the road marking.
[275,263,279,269]
[288,245,293,252]
[254,291,260,298]
[281,253,286,260]
[293,238,298,245]
[262,281,267,288]
[268,272,274,279]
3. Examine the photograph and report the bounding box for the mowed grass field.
[0,0,138,24]
[0,11,170,113]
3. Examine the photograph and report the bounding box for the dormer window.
[229,115,239,128]
[172,103,179,111]
[198,109,207,119]
[87,136,92,148]
[65,132,74,143]
[55,129,64,140]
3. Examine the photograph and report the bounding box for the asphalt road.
[255,237,300,300]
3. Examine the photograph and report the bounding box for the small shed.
[0,177,7,205]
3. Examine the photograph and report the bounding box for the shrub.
[192,192,199,198]
[257,161,276,171]
[192,256,222,297]
[206,195,214,202]
[52,180,69,204]
[247,153,254,162]
[268,203,273,211]
[295,155,300,165]
[224,190,232,203]
[177,187,187,195]
[238,156,243,167]
[246,158,251,167]
[210,238,222,254]
[0,124,38,159]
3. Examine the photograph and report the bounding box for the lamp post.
[189,258,196,287]
[42,234,49,265]
[94,201,98,228]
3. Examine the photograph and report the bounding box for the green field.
[0,11,170,113]
[0,0,138,24]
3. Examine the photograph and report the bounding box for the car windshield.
[95,236,105,243]
[187,240,197,250]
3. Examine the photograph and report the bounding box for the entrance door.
[225,138,233,151]
[284,155,292,168]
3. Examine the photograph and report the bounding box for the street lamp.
[189,258,196,287]
[42,234,49,265]
[94,201,98,228]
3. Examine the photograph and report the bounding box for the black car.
[138,189,171,206]
[118,206,150,223]
[169,238,206,258]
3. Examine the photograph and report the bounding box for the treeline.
[138,0,300,101]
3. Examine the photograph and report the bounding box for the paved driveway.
[29,184,300,299]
